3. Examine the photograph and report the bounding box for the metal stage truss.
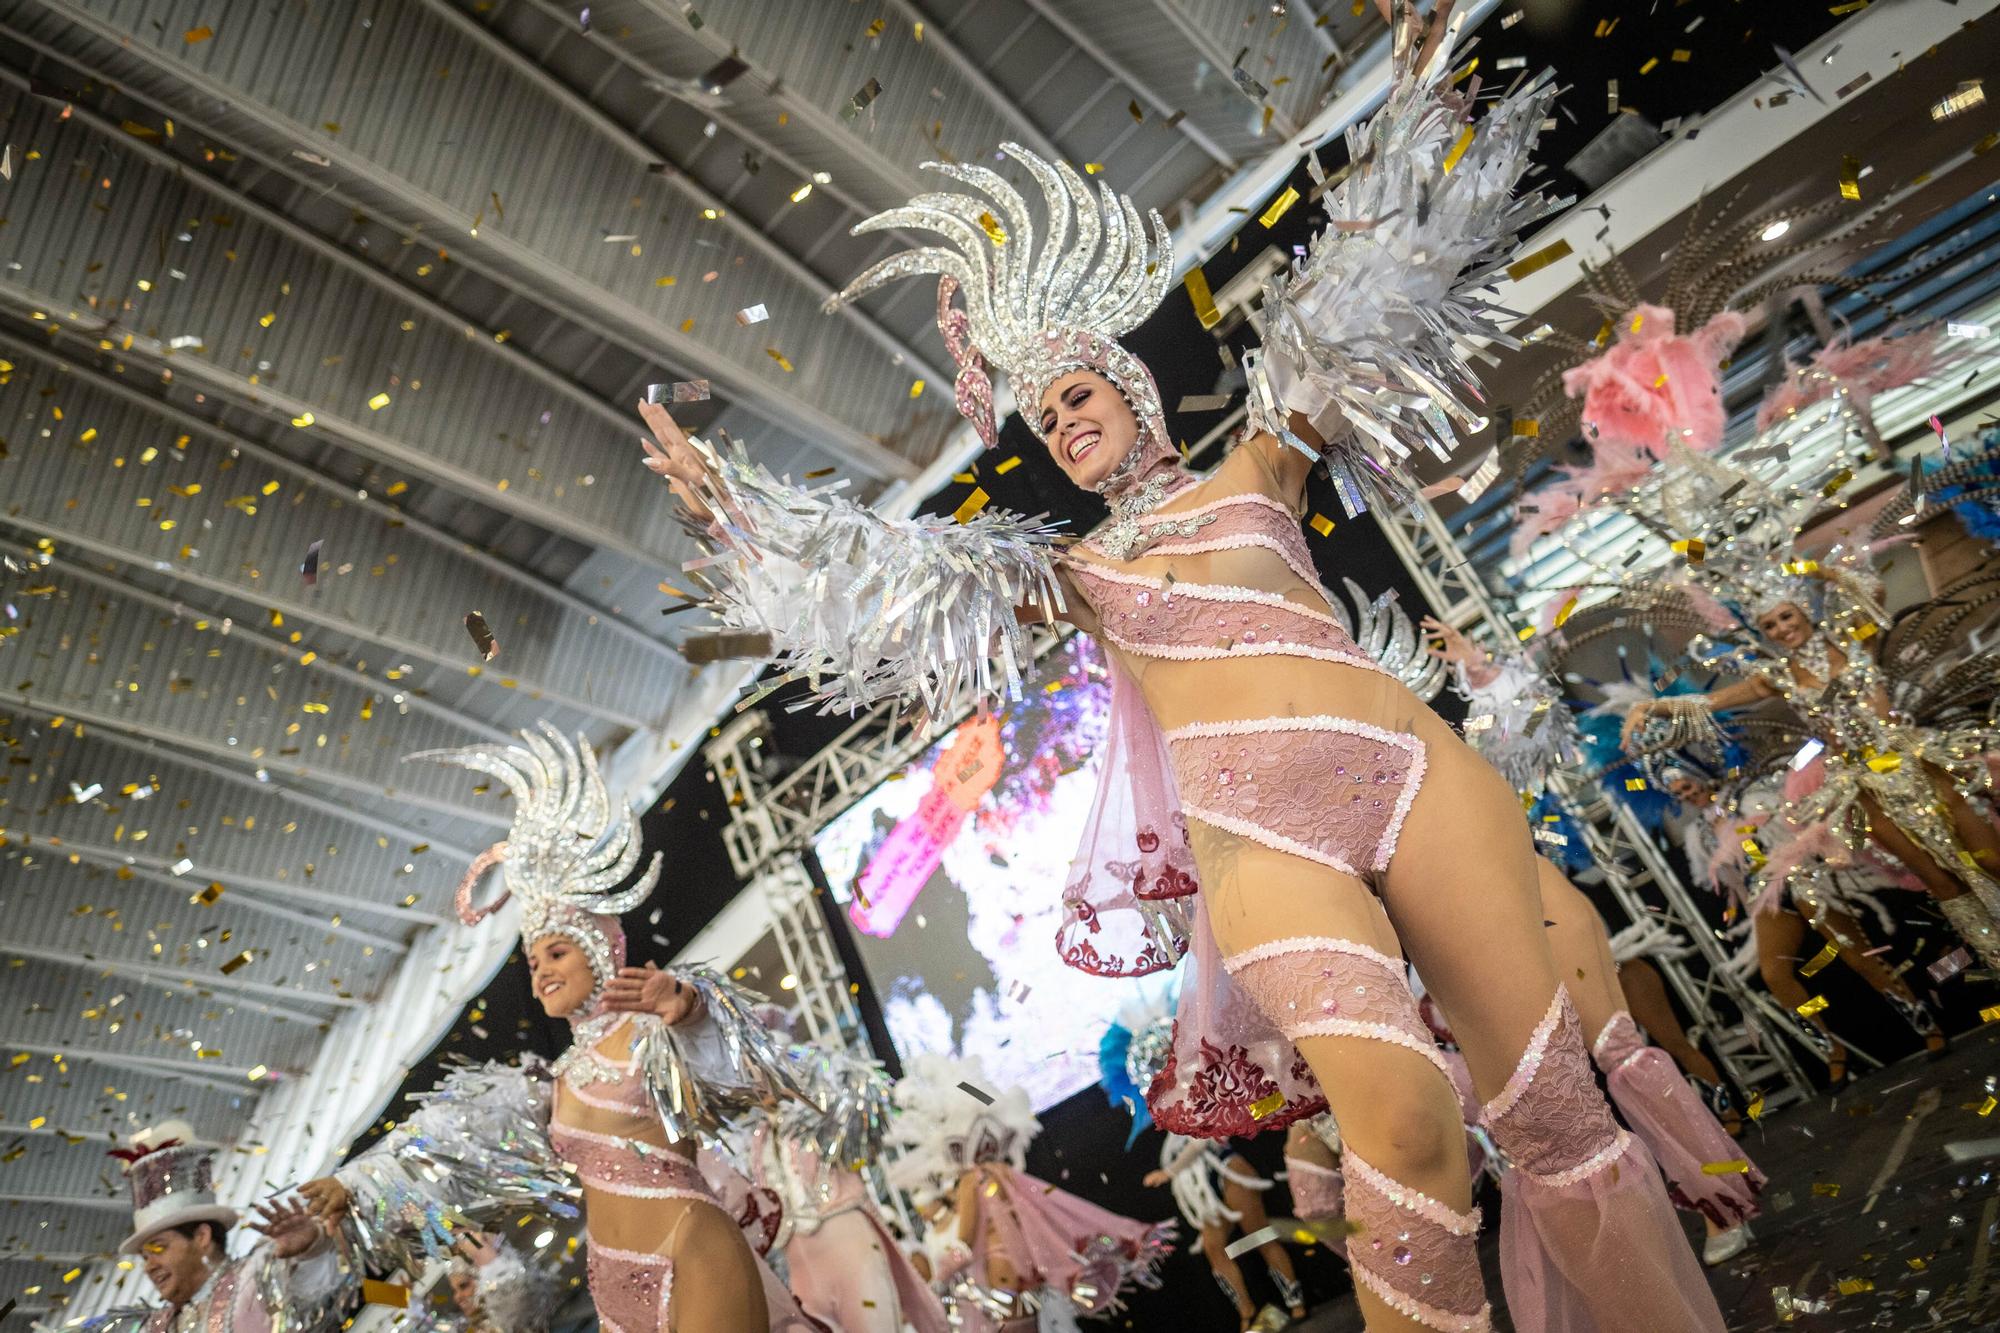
[1370,494,1818,1113]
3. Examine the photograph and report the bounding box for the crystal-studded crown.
[409,722,660,988]
[826,143,1173,445]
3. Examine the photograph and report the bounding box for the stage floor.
[1295,1020,2000,1331]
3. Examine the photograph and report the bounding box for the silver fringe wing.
[334,1059,578,1277]
[1322,577,1447,701]
[677,436,1067,720]
[1246,13,1564,515]
[630,965,818,1144]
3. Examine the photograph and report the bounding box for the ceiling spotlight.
[779,973,798,991]
[1760,219,1790,242]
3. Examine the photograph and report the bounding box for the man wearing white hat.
[68,1122,357,1333]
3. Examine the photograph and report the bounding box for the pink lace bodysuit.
[1052,442,1505,1331]
[549,1018,731,1333]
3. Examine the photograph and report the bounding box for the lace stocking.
[1343,1148,1491,1332]
[1478,988,1628,1184]
[1222,936,1451,1080]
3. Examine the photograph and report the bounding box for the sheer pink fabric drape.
[1483,993,1723,1333]
[1594,1013,1764,1227]
[1057,662,1326,1136]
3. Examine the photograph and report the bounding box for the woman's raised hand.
[637,399,716,522]
[602,962,703,1025]
[1421,615,1473,666]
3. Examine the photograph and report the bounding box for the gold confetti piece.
[290,411,314,428]
[1781,558,1819,575]
[1084,162,1105,175]
[1828,0,1868,12]
[1864,751,1901,774]
[1849,620,1878,641]
[682,630,774,663]
[1822,466,1854,495]
[1506,238,1572,282]
[1639,57,1659,76]
[1980,1095,1998,1117]
[908,379,925,399]
[951,471,976,484]
[766,347,794,372]
[994,455,1022,476]
[1517,625,1536,641]
[1838,155,1862,202]
[1249,1090,1286,1119]
[789,182,812,204]
[247,1064,269,1081]
[368,391,390,410]
[1746,1092,1766,1121]
[1258,185,1300,228]
[361,1281,410,1308]
[1308,513,1335,538]
[1980,1005,2000,1023]
[1812,1181,1841,1197]
[1184,267,1220,330]
[1796,994,1829,1017]
[1671,537,1706,564]
[977,211,1007,245]
[1701,1159,1750,1175]
[912,20,923,40]
[1442,124,1476,173]
[465,611,499,661]
[1511,418,1539,438]
[1128,99,1144,123]
[195,882,224,905]
[1799,942,1840,977]
[952,488,990,524]
[220,950,254,975]
[865,17,885,37]
[1625,777,1647,792]
[185,25,214,42]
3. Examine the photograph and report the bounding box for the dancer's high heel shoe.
[1885,988,1949,1056]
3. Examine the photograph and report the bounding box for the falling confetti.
[844,77,883,120]
[1505,238,1572,282]
[1257,185,1300,228]
[956,1081,994,1105]
[735,304,770,326]
[301,540,323,586]
[681,630,774,663]
[698,53,749,94]
[464,611,500,662]
[1183,267,1220,330]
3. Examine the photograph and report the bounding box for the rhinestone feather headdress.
[826,143,1174,459]
[410,722,661,1002]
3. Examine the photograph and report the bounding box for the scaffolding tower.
[1370,493,1818,1114]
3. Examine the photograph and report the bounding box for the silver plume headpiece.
[409,722,662,990]
[826,142,1174,450]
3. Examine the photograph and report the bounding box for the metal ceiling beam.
[1,827,450,929]
[1143,0,1299,138]
[0,1195,126,1213]
[2,946,361,1018]
[4,8,918,490]
[1015,0,1237,169]
[1,544,525,744]
[5,1043,267,1094]
[509,0,926,219]
[0,686,505,835]
[0,326,668,668]
[1,706,484,869]
[12,852,411,955]
[415,0,948,456]
[881,0,1066,164]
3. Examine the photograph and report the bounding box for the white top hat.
[114,1121,239,1254]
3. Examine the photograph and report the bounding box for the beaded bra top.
[1065,480,1390,680]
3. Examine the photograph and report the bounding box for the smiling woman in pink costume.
[296,723,821,1333]
[636,7,1721,1328]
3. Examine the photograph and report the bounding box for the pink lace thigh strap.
[1164,716,1426,876]
[1590,1009,1646,1072]
[587,1240,671,1333]
[1222,936,1450,1080]
[1343,1147,1491,1332]
[1478,987,1630,1185]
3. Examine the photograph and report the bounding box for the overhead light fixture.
[779,973,798,991]
[1760,218,1791,242]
